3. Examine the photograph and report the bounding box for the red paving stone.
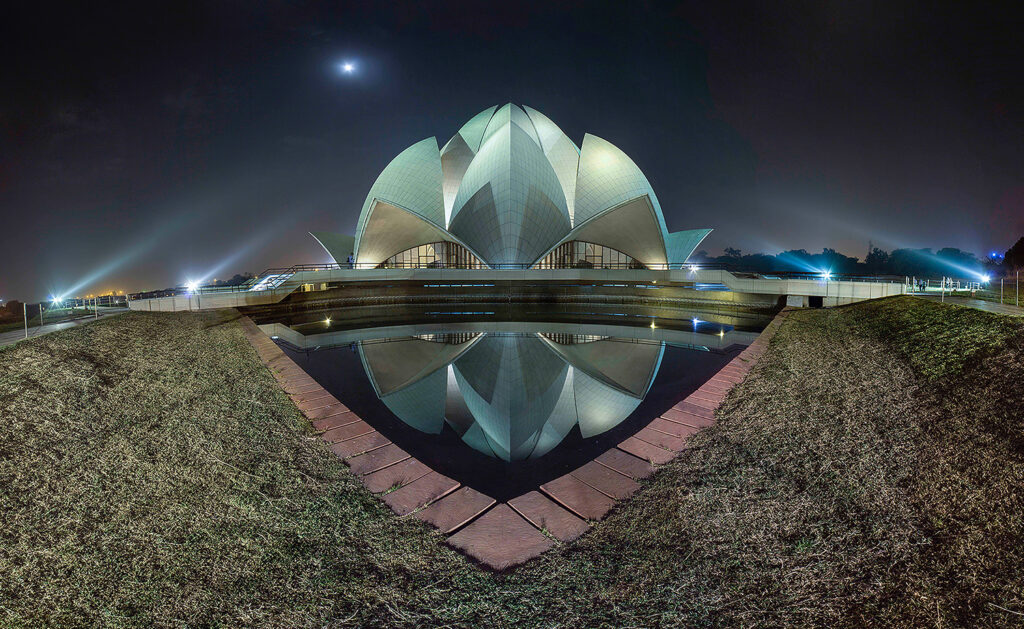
[304,403,351,421]
[570,461,640,499]
[634,427,687,452]
[415,486,496,534]
[594,448,655,479]
[328,431,390,458]
[508,490,589,541]
[286,382,322,395]
[699,381,732,394]
[282,380,321,394]
[718,367,748,379]
[311,411,360,432]
[662,407,715,428]
[672,400,714,418]
[382,471,460,516]
[647,417,700,438]
[618,437,676,464]
[446,504,554,570]
[540,474,616,520]
[320,420,374,444]
[291,389,333,404]
[296,395,341,412]
[346,443,411,475]
[684,395,719,411]
[689,389,725,403]
[361,457,432,493]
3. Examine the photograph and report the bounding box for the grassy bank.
[1,298,1021,627]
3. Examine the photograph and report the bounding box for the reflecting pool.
[265,312,768,499]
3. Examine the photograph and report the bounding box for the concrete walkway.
[0,308,129,348]
[915,294,1024,316]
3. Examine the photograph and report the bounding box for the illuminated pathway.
[0,309,128,348]
[915,294,1024,317]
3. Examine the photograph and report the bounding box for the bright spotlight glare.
[185,280,199,294]
[340,61,355,73]
[821,270,833,280]
[981,274,991,283]
[688,264,699,272]
[325,317,332,326]
[692,317,701,326]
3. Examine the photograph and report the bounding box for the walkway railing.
[127,262,911,301]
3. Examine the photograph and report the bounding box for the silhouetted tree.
[1004,237,1024,271]
[865,247,890,274]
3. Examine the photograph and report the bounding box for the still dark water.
[273,313,766,500]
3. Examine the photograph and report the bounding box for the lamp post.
[24,302,28,339]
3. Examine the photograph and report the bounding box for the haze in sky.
[1,2,1021,300]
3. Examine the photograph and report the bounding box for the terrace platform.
[128,267,907,313]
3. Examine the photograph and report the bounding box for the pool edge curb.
[237,308,792,570]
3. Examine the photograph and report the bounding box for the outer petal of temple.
[309,232,355,264]
[342,103,711,269]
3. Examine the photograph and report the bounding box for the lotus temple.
[310,103,711,270]
[130,103,907,311]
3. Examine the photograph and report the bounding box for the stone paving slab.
[320,420,375,444]
[570,461,640,499]
[671,400,714,418]
[296,395,342,412]
[291,389,334,404]
[346,443,411,475]
[304,402,351,421]
[679,395,717,411]
[446,504,554,570]
[286,382,323,395]
[647,417,700,438]
[618,437,676,464]
[382,471,460,516]
[328,431,390,458]
[312,411,360,432]
[634,426,687,452]
[689,389,725,404]
[361,457,432,493]
[540,474,616,520]
[274,367,307,379]
[508,490,589,541]
[594,448,655,479]
[282,379,321,394]
[661,408,715,428]
[416,486,496,534]
[698,380,732,394]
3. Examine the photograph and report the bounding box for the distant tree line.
[691,236,1024,278]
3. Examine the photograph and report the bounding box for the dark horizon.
[2,2,1021,301]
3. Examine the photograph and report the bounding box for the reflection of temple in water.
[358,331,664,461]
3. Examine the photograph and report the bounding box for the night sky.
[2,2,1021,301]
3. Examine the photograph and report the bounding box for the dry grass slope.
[0,298,1021,627]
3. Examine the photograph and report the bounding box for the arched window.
[533,241,644,269]
[378,241,485,269]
